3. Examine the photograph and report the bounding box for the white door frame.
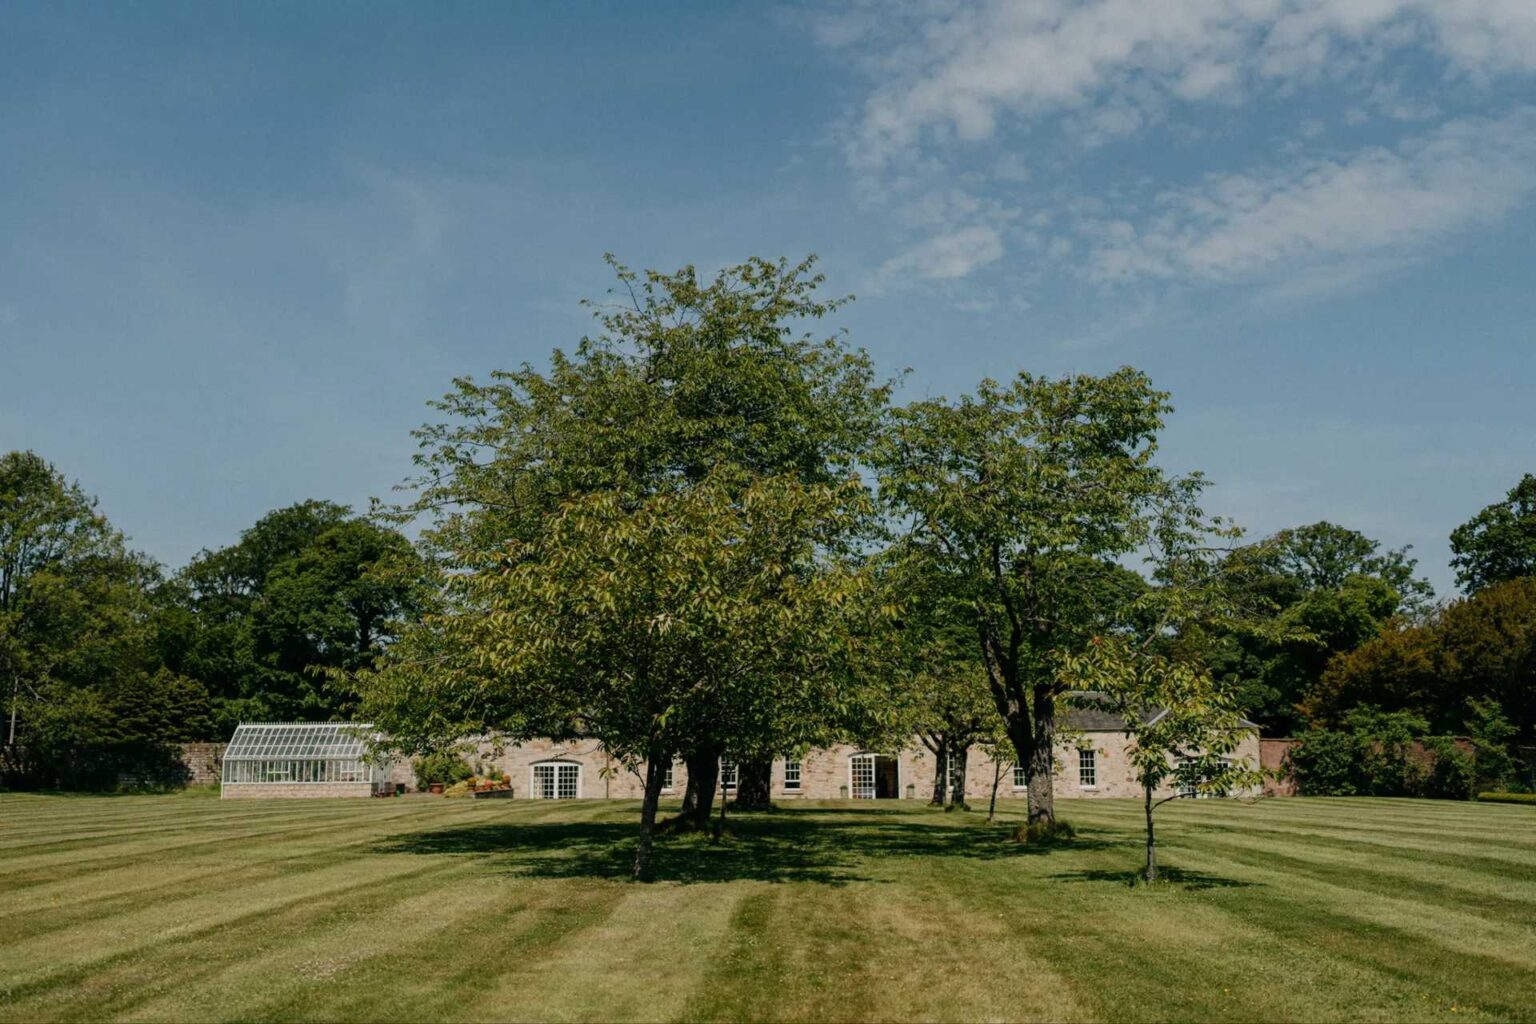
[848,752,902,799]
[530,759,583,799]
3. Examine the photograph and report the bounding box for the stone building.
[461,702,1262,803]
[218,702,1261,801]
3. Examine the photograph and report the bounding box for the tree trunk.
[733,760,772,810]
[715,766,728,838]
[6,677,17,747]
[1026,686,1056,825]
[1000,714,1034,808]
[987,757,1003,823]
[929,737,949,806]
[948,742,970,811]
[683,746,721,828]
[1143,780,1157,883]
[632,744,668,882]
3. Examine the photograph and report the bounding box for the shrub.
[1288,730,1363,795]
[1290,707,1496,801]
[1466,699,1517,790]
[413,751,473,790]
[1013,819,1075,844]
[1477,791,1536,805]
[1422,738,1475,800]
[1346,707,1428,796]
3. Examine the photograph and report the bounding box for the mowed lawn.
[2,793,1535,1023]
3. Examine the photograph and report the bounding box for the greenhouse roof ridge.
[232,721,376,727]
[225,721,379,761]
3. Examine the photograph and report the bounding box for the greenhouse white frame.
[221,722,386,795]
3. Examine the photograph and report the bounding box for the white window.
[660,762,675,791]
[1178,756,1232,799]
[1078,749,1097,788]
[720,761,737,792]
[1011,765,1026,789]
[783,760,801,791]
[532,762,580,799]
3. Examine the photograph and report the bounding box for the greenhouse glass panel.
[222,722,380,788]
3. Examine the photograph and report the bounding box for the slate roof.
[1059,692,1259,733]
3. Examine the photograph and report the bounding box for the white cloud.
[822,0,1536,293]
[829,0,1536,168]
[1082,107,1536,283]
[878,224,1006,281]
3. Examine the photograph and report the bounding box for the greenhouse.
[221,722,386,799]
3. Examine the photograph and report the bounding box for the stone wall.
[200,731,1269,800]
[945,730,1265,803]
[1261,738,1299,796]
[462,731,1267,802]
[221,782,375,799]
[179,742,226,785]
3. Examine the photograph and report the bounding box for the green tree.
[1465,698,1516,790]
[3,451,118,746]
[363,256,892,875]
[364,473,875,878]
[1,451,205,788]
[1451,474,1536,593]
[258,521,424,675]
[877,552,1016,811]
[1065,637,1262,882]
[874,368,1206,826]
[1312,578,1536,746]
[166,502,420,726]
[1287,706,1480,799]
[1211,522,1431,735]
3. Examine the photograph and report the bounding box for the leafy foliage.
[1,451,207,789]
[1451,473,1536,593]
[1210,522,1432,735]
[872,553,1002,808]
[360,256,892,878]
[413,749,473,789]
[1477,791,1536,805]
[1287,707,1486,800]
[874,367,1204,824]
[163,502,423,728]
[1063,633,1262,881]
[1285,730,1363,796]
[1311,578,1536,746]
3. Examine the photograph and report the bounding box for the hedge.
[1476,792,1536,805]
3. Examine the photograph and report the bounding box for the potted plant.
[414,751,473,796]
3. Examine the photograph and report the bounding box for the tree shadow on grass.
[1048,866,1256,890]
[375,808,1113,885]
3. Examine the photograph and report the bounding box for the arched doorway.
[849,753,900,799]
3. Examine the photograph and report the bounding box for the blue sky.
[2,1,1533,595]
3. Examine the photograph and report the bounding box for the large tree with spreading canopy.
[358,255,892,877]
[874,369,1222,826]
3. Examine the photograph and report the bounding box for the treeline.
[0,461,424,789]
[3,256,1533,825]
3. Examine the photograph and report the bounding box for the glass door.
[850,754,876,799]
